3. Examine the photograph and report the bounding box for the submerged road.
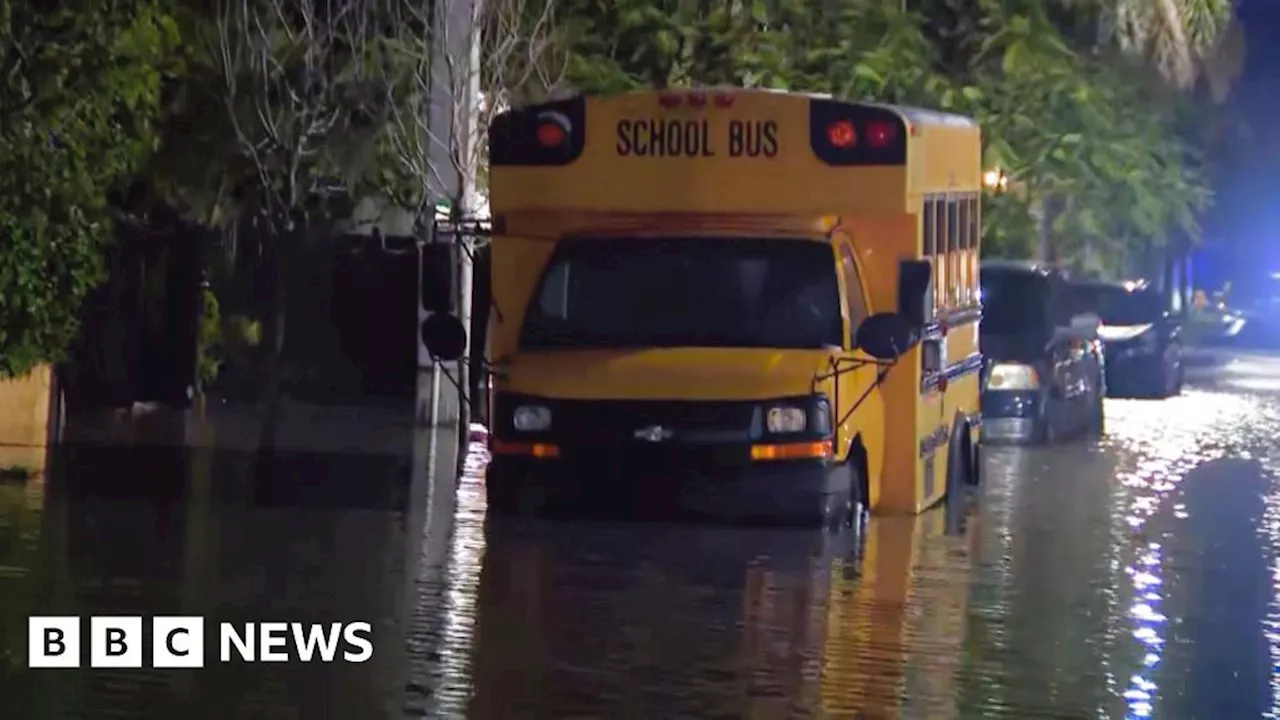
[2,349,1280,718]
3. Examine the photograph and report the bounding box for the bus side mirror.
[421,313,468,361]
[856,312,918,361]
[897,259,933,328]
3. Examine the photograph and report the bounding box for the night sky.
[1203,0,1278,293]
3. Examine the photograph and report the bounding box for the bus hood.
[499,348,836,401]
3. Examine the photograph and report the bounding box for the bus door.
[831,231,881,473]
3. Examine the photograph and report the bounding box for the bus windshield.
[520,237,843,350]
[1071,285,1163,326]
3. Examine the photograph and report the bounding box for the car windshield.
[520,237,843,350]
[1072,285,1163,325]
[979,269,1048,335]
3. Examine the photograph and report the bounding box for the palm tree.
[1093,0,1235,88]
[1033,0,1239,270]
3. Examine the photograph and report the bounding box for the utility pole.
[415,0,482,434]
[400,4,483,711]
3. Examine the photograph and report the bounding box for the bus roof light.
[536,121,566,148]
[687,91,707,107]
[713,92,734,108]
[866,120,896,148]
[827,120,857,149]
[658,92,683,108]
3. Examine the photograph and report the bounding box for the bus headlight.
[513,405,551,431]
[986,363,1040,390]
[766,406,807,433]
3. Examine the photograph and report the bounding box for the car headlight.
[766,406,807,433]
[512,404,551,431]
[986,363,1039,390]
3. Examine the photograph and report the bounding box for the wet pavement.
[3,349,1280,718]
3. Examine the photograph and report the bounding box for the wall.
[0,364,52,472]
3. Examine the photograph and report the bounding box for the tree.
[0,1,177,377]
[143,0,258,229]
[371,0,566,450]
[206,0,387,403]
[911,0,1221,271]
[1089,0,1234,88]
[375,0,568,218]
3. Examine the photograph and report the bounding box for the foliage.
[545,0,1231,275]
[374,0,569,219]
[196,285,261,390]
[942,1,1214,261]
[0,0,1232,384]
[0,1,177,377]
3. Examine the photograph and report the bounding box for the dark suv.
[1069,280,1182,398]
[980,261,1107,444]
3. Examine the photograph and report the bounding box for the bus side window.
[968,196,981,305]
[933,198,947,312]
[923,199,936,256]
[946,198,959,306]
[957,198,970,303]
[922,338,943,378]
[839,244,868,341]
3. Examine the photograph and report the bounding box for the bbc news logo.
[28,616,373,668]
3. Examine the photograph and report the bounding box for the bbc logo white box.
[152,616,205,668]
[28,616,80,668]
[90,616,144,668]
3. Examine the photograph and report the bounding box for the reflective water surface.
[2,349,1280,718]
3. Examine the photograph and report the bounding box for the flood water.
[3,349,1280,718]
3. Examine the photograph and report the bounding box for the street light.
[982,168,1009,192]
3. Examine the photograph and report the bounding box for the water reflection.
[454,504,973,718]
[0,437,434,719]
[1103,386,1275,719]
[5,360,1280,718]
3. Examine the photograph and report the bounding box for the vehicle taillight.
[536,122,565,148]
[658,92,683,108]
[687,90,707,108]
[714,93,734,108]
[827,120,857,149]
[534,110,570,148]
[808,99,908,166]
[866,120,896,148]
[489,97,585,167]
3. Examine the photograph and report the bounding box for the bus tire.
[962,427,980,487]
[945,420,973,534]
[820,442,867,532]
[819,463,856,532]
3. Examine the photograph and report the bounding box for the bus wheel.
[966,432,982,487]
[945,426,973,534]
[816,461,858,531]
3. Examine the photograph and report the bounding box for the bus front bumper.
[485,441,845,522]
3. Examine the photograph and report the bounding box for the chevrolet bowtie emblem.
[633,425,674,442]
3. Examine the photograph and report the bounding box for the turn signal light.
[491,439,560,458]
[750,440,833,461]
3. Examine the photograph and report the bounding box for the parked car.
[1068,280,1183,398]
[979,261,1107,444]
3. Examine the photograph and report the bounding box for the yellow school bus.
[422,88,984,522]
